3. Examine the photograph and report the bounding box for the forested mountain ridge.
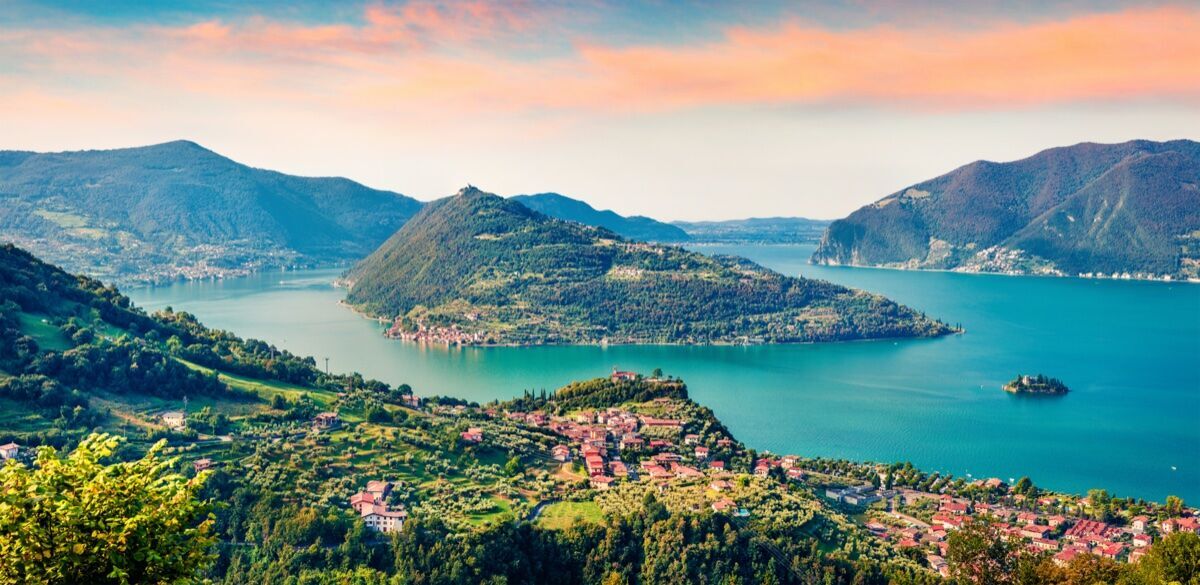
[344,187,953,345]
[812,140,1200,280]
[0,141,422,284]
[511,192,691,242]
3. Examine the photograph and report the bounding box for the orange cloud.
[566,5,1200,110]
[0,3,1196,116]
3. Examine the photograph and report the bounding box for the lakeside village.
[9,369,1192,579]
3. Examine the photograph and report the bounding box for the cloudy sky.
[1,0,1197,220]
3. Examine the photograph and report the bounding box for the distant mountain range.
[510,194,832,244]
[673,217,831,244]
[813,140,1200,280]
[0,141,422,284]
[344,187,953,345]
[510,193,690,242]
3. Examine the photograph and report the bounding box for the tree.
[1131,531,1200,585]
[0,433,216,584]
[947,518,1019,585]
[1013,477,1033,496]
[1165,495,1186,518]
[504,455,523,477]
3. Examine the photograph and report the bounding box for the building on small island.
[1003,374,1069,395]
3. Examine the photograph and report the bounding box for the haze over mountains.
[0,141,422,283]
[510,193,690,242]
[813,140,1200,280]
[343,187,952,345]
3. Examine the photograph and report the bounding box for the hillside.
[4,243,1196,585]
[674,217,832,244]
[812,140,1200,280]
[510,192,690,242]
[344,187,953,345]
[0,141,422,284]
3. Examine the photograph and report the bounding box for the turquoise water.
[126,245,1200,502]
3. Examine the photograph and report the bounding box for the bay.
[126,244,1200,502]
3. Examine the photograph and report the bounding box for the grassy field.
[0,396,53,433]
[536,501,604,530]
[175,358,340,409]
[17,312,71,351]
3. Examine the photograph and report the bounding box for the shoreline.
[333,297,962,348]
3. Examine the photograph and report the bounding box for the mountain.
[510,192,690,242]
[812,140,1200,280]
[0,141,423,284]
[673,217,832,244]
[344,187,953,345]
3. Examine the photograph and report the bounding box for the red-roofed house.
[1021,525,1053,539]
[590,475,615,490]
[551,445,572,462]
[712,498,736,513]
[0,443,19,460]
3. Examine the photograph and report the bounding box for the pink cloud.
[1,3,1196,117]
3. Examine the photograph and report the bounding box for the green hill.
[812,140,1200,279]
[0,141,422,284]
[344,187,953,344]
[0,242,391,447]
[511,192,690,242]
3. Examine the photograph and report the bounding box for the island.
[1003,374,1069,395]
[341,186,956,345]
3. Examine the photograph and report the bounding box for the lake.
[127,244,1200,502]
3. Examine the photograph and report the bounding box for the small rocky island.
[1004,374,1069,396]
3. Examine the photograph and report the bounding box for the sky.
[1,0,1197,220]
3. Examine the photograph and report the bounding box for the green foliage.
[0,433,216,584]
[345,188,954,344]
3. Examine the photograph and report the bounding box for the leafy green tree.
[947,518,1019,585]
[0,433,216,584]
[504,455,523,477]
[1130,532,1200,585]
[1165,495,1186,518]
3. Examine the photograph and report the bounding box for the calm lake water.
[127,244,1200,502]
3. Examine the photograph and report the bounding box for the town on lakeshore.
[120,366,1186,579]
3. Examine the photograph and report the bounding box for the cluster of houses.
[348,480,408,533]
[496,397,730,492]
[863,490,1199,576]
[750,454,809,483]
[385,320,485,345]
